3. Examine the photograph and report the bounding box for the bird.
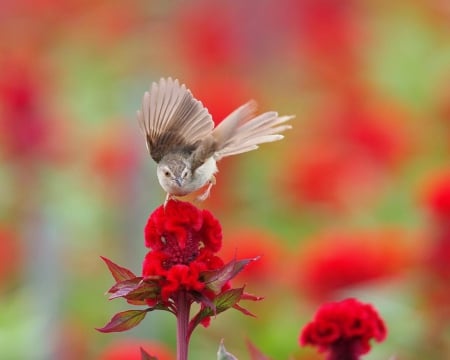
[137,77,293,202]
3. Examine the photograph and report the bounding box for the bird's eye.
[164,171,170,177]
[182,171,188,178]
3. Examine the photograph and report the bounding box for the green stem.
[175,290,190,360]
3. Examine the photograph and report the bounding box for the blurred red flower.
[220,228,286,286]
[0,226,22,290]
[300,298,387,360]
[294,230,416,301]
[98,339,174,360]
[175,0,241,70]
[0,56,63,164]
[421,170,450,221]
[89,125,140,186]
[284,96,412,210]
[291,0,366,88]
[420,171,450,310]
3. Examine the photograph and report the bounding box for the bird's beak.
[175,177,183,187]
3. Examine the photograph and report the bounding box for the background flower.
[300,298,387,360]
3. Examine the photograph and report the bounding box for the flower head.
[294,230,415,301]
[300,298,387,360]
[421,170,450,221]
[143,200,224,303]
[98,200,260,337]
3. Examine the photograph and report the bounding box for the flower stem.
[175,290,190,360]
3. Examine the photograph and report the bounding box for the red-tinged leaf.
[101,256,136,282]
[140,347,158,360]
[246,339,272,360]
[108,278,159,302]
[241,292,264,302]
[189,288,244,333]
[191,291,216,312]
[125,280,160,302]
[233,303,256,318]
[108,277,143,299]
[202,257,258,293]
[127,299,148,306]
[217,339,238,360]
[96,309,148,333]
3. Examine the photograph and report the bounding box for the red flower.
[284,95,412,211]
[142,200,224,304]
[421,170,450,221]
[220,228,286,286]
[419,171,450,310]
[0,57,52,162]
[99,200,260,337]
[175,0,250,71]
[0,226,23,289]
[300,298,387,360]
[294,230,416,301]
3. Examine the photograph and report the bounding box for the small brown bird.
[137,77,293,202]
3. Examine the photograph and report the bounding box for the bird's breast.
[193,157,218,188]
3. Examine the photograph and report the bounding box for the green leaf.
[100,256,136,282]
[96,309,149,333]
[217,339,238,360]
[202,257,258,293]
[214,288,244,312]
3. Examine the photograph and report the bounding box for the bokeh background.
[1,0,450,359]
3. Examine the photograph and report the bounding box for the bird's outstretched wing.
[137,77,214,163]
[212,101,293,160]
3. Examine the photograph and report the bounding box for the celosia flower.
[421,170,450,221]
[284,95,411,211]
[294,230,415,301]
[98,200,260,338]
[0,58,52,162]
[420,171,450,313]
[142,200,224,305]
[300,298,387,360]
[220,228,286,286]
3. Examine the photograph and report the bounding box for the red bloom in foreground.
[98,200,260,338]
[143,200,224,303]
[300,298,387,360]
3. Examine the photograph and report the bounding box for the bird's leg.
[164,193,174,208]
[196,175,216,202]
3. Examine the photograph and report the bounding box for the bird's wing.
[212,101,294,160]
[137,77,214,163]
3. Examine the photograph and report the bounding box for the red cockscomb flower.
[300,298,387,360]
[220,228,286,286]
[294,230,415,301]
[421,170,450,221]
[284,95,412,211]
[420,171,450,312]
[98,200,260,339]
